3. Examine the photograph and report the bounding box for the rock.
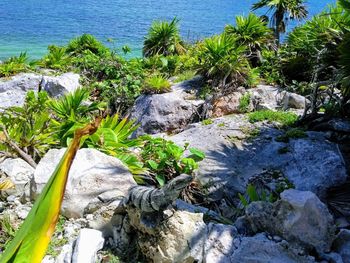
[0,158,34,199]
[0,73,42,109]
[71,228,104,263]
[230,233,315,263]
[40,73,80,98]
[245,190,335,253]
[333,229,350,263]
[55,242,74,263]
[166,115,347,200]
[209,88,248,117]
[251,85,308,111]
[31,148,136,218]
[130,77,204,136]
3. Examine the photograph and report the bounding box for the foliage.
[0,215,16,252]
[248,110,298,126]
[40,45,71,70]
[275,128,307,142]
[238,93,251,113]
[238,184,274,207]
[252,0,308,44]
[245,68,261,87]
[0,52,31,77]
[139,136,205,187]
[195,34,249,87]
[46,216,68,258]
[201,119,214,125]
[0,91,57,162]
[0,178,15,191]
[142,75,171,94]
[143,18,186,57]
[174,70,197,83]
[0,121,100,263]
[66,34,109,57]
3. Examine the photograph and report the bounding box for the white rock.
[41,73,80,98]
[71,228,104,263]
[31,148,136,218]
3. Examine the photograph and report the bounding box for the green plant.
[195,34,249,87]
[238,184,274,207]
[0,215,16,251]
[46,216,68,258]
[252,0,308,44]
[174,70,197,83]
[0,52,31,77]
[142,75,171,94]
[238,93,251,113]
[139,136,205,187]
[275,128,307,142]
[40,45,71,70]
[0,91,57,162]
[201,119,214,125]
[248,110,298,126]
[143,18,186,57]
[66,34,109,57]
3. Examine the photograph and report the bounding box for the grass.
[0,215,16,252]
[201,119,214,125]
[46,216,68,258]
[174,70,196,83]
[275,128,308,143]
[142,75,171,94]
[238,92,251,113]
[248,110,298,126]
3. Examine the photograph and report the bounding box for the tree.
[143,18,186,57]
[251,0,308,45]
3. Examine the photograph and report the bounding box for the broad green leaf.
[147,160,159,170]
[156,174,166,187]
[0,119,100,263]
[189,148,205,160]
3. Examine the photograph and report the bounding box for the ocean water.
[0,0,335,60]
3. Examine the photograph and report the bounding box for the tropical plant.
[143,18,186,57]
[195,34,249,88]
[0,121,100,263]
[40,45,71,70]
[225,13,273,66]
[66,34,109,57]
[252,0,308,44]
[142,75,171,94]
[248,110,298,126]
[0,52,30,77]
[0,91,57,164]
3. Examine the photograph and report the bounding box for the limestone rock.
[245,190,335,253]
[0,73,42,109]
[41,73,80,98]
[71,228,104,263]
[130,77,204,136]
[0,158,34,199]
[31,148,136,218]
[333,229,350,263]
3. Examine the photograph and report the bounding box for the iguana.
[125,174,192,212]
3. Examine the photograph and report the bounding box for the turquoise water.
[0,0,334,60]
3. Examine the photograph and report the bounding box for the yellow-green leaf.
[0,119,101,263]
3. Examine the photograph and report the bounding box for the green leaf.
[156,174,166,187]
[189,148,205,160]
[147,160,159,170]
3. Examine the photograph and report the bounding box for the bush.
[248,110,298,126]
[238,93,251,113]
[66,34,109,57]
[0,52,31,77]
[142,75,171,94]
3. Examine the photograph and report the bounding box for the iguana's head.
[163,174,192,194]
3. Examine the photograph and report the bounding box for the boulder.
[71,228,104,263]
[40,73,80,98]
[245,189,335,253]
[251,85,308,111]
[167,115,347,200]
[0,158,34,198]
[230,233,315,263]
[130,77,204,136]
[31,148,136,218]
[0,73,42,109]
[333,229,350,263]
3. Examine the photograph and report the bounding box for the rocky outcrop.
[0,158,34,199]
[130,77,204,136]
[245,190,335,253]
[41,73,80,98]
[167,115,347,200]
[0,73,42,109]
[31,148,136,218]
[333,229,350,263]
[71,229,104,263]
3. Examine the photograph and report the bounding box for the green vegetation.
[142,75,172,94]
[275,128,307,142]
[0,215,16,251]
[201,119,214,125]
[248,110,298,126]
[0,52,32,77]
[46,216,68,258]
[238,93,251,113]
[174,70,197,83]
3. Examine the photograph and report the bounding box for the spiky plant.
[66,34,108,56]
[143,18,186,57]
[252,0,308,44]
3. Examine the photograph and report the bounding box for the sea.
[0,0,335,60]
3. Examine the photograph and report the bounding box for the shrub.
[142,75,171,94]
[248,110,298,126]
[174,70,197,83]
[238,93,251,113]
[143,18,186,57]
[66,34,109,56]
[40,45,71,70]
[0,52,31,77]
[195,34,249,88]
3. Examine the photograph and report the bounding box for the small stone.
[86,214,94,221]
[6,195,16,202]
[273,236,282,242]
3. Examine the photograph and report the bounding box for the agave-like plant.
[143,18,186,57]
[66,34,108,57]
[225,13,273,66]
[40,45,71,70]
[252,0,308,44]
[195,33,249,88]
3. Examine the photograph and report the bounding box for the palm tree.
[143,18,186,57]
[252,0,308,45]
